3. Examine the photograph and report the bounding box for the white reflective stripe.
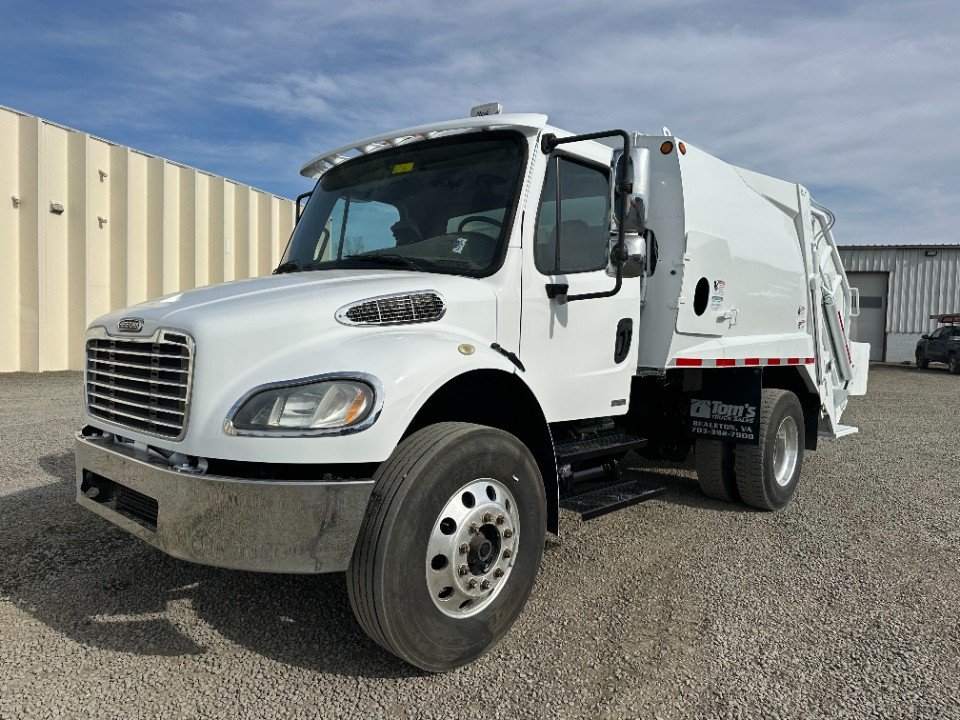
[667,357,816,368]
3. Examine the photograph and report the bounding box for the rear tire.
[347,422,546,672]
[949,353,959,375]
[695,439,739,502]
[733,389,805,511]
[916,351,929,369]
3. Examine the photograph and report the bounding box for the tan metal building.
[0,105,296,373]
[839,244,960,362]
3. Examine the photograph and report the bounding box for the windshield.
[282,132,525,277]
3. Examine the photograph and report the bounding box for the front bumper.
[74,432,374,573]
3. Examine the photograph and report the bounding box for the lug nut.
[502,548,512,558]
[482,512,493,523]
[458,565,469,576]
[494,568,505,578]
[467,578,478,589]
[503,528,513,539]
[458,543,469,555]
[480,579,491,590]
[495,514,506,525]
[469,522,479,534]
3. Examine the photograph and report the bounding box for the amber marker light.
[660,141,674,154]
[342,390,370,425]
[678,141,687,155]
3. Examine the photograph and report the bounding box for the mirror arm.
[295,190,313,224]
[541,130,631,303]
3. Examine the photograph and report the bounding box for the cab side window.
[535,157,610,274]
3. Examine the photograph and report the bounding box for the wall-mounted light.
[99,170,108,182]
[98,216,108,228]
[11,196,20,208]
[50,201,64,215]
[925,249,938,257]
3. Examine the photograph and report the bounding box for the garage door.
[847,272,887,361]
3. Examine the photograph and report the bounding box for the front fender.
[178,327,521,465]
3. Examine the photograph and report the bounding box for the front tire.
[347,422,546,672]
[917,351,929,369]
[949,353,959,375]
[733,389,805,511]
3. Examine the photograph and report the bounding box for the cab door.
[518,151,641,422]
[927,328,948,361]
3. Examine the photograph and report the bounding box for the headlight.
[225,377,377,435]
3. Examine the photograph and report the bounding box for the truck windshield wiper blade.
[343,254,428,272]
[273,260,303,274]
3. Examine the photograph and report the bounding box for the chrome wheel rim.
[426,478,519,618]
[773,416,800,487]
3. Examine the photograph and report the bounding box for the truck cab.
[75,106,869,671]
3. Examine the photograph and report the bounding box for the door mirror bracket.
[541,130,631,303]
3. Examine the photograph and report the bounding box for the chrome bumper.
[74,432,374,573]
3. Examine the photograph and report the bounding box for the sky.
[1,0,958,245]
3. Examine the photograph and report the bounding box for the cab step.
[560,478,665,521]
[554,432,647,464]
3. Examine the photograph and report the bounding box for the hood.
[92,269,495,341]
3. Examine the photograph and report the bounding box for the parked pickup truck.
[916,314,960,374]
[75,103,869,671]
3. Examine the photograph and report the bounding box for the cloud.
[2,0,958,242]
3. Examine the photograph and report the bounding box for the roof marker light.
[660,141,674,155]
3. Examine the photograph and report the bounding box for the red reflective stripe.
[805,357,815,364]
[787,357,801,365]
[716,359,736,367]
[767,358,781,365]
[744,358,761,366]
[675,358,702,367]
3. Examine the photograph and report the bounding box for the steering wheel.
[457,215,502,233]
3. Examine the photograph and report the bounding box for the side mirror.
[921,334,930,340]
[622,195,645,234]
[607,232,645,279]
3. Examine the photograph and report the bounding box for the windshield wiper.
[273,260,303,274]
[343,254,429,272]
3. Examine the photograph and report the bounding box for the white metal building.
[0,106,296,373]
[838,244,960,362]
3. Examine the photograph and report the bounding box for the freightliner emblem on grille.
[117,317,144,333]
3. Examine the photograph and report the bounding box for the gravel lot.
[1,364,958,719]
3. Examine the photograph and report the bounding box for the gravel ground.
[1,364,958,719]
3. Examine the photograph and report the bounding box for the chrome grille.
[337,292,445,326]
[85,330,193,440]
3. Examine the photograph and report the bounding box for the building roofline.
[0,103,291,202]
[838,243,960,250]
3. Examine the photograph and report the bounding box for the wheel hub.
[426,478,519,617]
[467,525,501,575]
[773,415,800,488]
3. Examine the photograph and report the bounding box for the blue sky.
[2,0,958,244]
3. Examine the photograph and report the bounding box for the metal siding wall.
[0,106,296,372]
[840,246,960,336]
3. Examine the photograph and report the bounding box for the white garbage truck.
[75,105,869,671]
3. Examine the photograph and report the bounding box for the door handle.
[545,283,569,304]
[717,308,738,326]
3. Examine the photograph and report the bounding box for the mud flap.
[684,368,762,444]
